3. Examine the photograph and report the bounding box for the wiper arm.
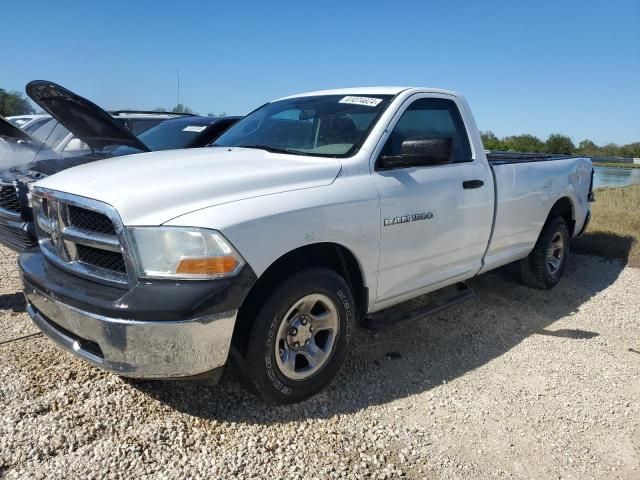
[237,144,302,155]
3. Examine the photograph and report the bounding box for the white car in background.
[6,115,31,127]
[107,111,184,135]
[7,114,51,132]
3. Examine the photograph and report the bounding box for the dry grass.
[572,184,640,267]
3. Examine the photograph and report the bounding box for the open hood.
[26,80,150,152]
[0,116,41,144]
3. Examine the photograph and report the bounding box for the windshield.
[110,118,212,156]
[23,118,51,133]
[29,119,70,148]
[213,94,393,157]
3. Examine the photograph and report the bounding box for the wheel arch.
[231,242,368,356]
[546,196,575,236]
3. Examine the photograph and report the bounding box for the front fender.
[164,182,381,306]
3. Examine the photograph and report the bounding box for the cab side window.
[380,98,472,164]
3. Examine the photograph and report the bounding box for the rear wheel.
[520,217,570,289]
[236,268,355,404]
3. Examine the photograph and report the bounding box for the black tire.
[520,217,570,290]
[235,268,355,404]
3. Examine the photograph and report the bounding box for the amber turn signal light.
[176,256,239,275]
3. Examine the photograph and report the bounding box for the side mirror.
[379,137,453,169]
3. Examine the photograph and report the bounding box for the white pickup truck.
[20,87,594,403]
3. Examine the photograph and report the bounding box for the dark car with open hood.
[0,80,240,252]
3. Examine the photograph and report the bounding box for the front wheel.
[237,268,355,404]
[520,216,570,289]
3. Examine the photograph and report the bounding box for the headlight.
[129,227,245,280]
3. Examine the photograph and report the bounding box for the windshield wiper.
[236,144,303,155]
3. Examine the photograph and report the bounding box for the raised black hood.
[26,80,150,152]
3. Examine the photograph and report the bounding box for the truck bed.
[487,151,574,165]
[480,152,592,275]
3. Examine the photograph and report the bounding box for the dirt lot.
[1,244,639,479]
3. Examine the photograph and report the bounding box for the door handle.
[463,179,484,189]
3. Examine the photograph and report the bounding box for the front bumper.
[25,286,236,378]
[20,249,256,379]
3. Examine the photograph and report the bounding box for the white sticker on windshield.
[339,96,383,107]
[183,126,207,132]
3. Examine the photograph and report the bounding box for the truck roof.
[277,86,459,101]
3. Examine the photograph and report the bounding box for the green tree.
[576,139,598,156]
[152,107,167,112]
[0,88,35,116]
[624,142,640,157]
[480,131,505,151]
[545,134,575,155]
[503,134,545,153]
[207,112,227,117]
[601,143,623,157]
[617,142,640,158]
[171,104,196,114]
[479,133,639,159]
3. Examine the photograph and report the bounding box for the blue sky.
[2,0,638,145]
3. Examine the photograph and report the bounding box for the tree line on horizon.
[481,131,639,158]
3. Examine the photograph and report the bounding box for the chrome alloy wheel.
[274,293,339,381]
[546,232,565,274]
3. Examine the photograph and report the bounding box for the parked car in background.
[18,87,594,403]
[26,113,189,156]
[107,111,189,135]
[107,114,241,157]
[6,115,35,127]
[8,114,51,133]
[25,117,73,152]
[0,80,240,251]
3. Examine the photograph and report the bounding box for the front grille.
[76,244,126,273]
[33,190,130,286]
[0,185,20,213]
[69,205,116,235]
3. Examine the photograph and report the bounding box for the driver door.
[372,94,493,304]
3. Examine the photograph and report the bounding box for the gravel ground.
[0,244,638,479]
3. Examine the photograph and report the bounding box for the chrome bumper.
[25,286,237,379]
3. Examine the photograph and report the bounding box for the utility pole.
[176,70,180,108]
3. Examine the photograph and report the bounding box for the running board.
[361,283,475,331]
